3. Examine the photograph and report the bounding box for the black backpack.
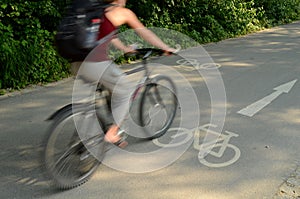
[55,0,112,62]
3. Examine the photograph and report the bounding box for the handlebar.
[124,48,176,60]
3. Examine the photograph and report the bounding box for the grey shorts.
[73,61,135,125]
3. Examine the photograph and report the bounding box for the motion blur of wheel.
[43,110,102,189]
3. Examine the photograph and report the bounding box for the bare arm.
[110,38,134,53]
[134,28,171,50]
[125,10,172,50]
[106,7,174,52]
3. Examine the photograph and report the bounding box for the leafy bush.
[128,0,300,43]
[1,0,300,91]
[128,0,263,43]
[0,0,69,90]
[254,0,300,25]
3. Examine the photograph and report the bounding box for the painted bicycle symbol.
[153,124,241,168]
[176,58,221,71]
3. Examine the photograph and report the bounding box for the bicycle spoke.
[139,75,177,139]
[52,145,79,175]
[54,153,74,177]
[44,111,101,189]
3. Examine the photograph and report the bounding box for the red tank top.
[85,14,117,62]
[98,14,117,40]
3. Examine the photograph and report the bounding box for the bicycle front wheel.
[43,110,103,190]
[139,75,178,139]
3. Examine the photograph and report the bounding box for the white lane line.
[237,79,298,117]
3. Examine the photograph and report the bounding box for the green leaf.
[1,4,7,9]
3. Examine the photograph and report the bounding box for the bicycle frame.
[122,50,154,102]
[47,50,154,121]
[44,48,178,189]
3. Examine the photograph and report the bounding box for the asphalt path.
[0,21,299,199]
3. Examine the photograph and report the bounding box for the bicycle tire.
[43,110,102,190]
[139,75,177,139]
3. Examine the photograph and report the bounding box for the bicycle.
[43,48,178,189]
[153,123,241,168]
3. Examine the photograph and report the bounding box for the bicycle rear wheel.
[139,75,177,139]
[43,110,103,189]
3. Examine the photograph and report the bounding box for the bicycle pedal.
[80,151,91,161]
[117,129,128,140]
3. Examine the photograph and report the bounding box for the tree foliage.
[128,0,300,42]
[1,0,300,90]
[0,0,69,90]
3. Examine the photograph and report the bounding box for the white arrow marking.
[237,79,298,117]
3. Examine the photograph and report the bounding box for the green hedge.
[0,0,69,90]
[129,0,300,42]
[1,0,300,91]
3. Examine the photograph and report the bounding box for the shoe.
[105,127,128,148]
[114,129,128,148]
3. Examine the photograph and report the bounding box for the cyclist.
[76,0,175,147]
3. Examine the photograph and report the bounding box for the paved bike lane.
[0,21,299,198]
[203,21,300,198]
